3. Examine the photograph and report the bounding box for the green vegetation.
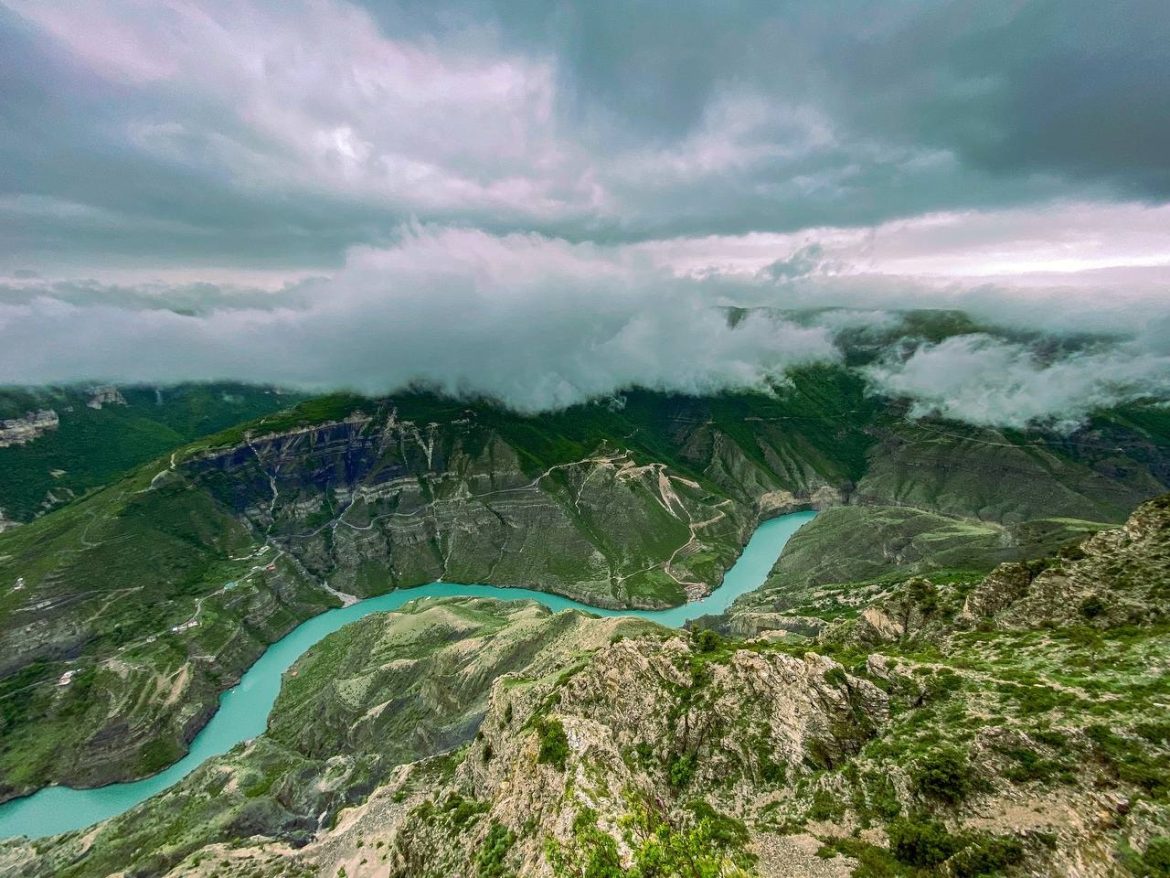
[476,821,517,878]
[911,746,976,805]
[546,792,756,878]
[536,718,571,771]
[0,383,296,520]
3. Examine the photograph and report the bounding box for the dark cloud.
[1,1,1168,426]
[2,0,1168,272]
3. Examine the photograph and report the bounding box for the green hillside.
[0,384,300,522]
[0,365,1168,805]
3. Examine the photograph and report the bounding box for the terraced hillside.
[0,367,1168,804]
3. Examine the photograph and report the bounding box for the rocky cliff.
[1,374,1168,806]
[5,494,1169,877]
[0,410,58,448]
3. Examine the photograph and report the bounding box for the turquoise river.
[0,509,815,839]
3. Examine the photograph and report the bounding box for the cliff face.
[182,409,759,608]
[1,377,1168,808]
[0,410,58,448]
[0,382,295,521]
[8,495,1170,878]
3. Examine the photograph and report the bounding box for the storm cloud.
[1,1,1169,425]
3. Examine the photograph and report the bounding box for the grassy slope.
[0,463,334,795]
[731,505,1112,624]
[0,367,1168,802]
[0,384,299,521]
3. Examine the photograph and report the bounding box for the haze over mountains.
[3,2,1170,424]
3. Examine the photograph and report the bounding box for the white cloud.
[864,334,1170,431]
[0,226,839,411]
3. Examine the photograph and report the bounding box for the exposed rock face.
[961,493,1170,629]
[0,410,57,448]
[85,386,127,410]
[6,494,1170,877]
[183,410,759,608]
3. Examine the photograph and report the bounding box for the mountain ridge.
[0,366,1168,807]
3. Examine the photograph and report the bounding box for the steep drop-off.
[6,494,1168,877]
[0,369,1168,803]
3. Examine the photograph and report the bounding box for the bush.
[808,788,845,821]
[476,821,516,878]
[908,578,940,616]
[888,817,961,867]
[1139,836,1170,877]
[536,718,570,771]
[668,752,697,788]
[546,808,622,878]
[998,745,1069,784]
[950,834,1025,877]
[824,666,848,687]
[913,746,975,805]
[692,628,723,653]
[1079,594,1106,619]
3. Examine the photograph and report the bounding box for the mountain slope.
[0,383,298,525]
[7,494,1168,877]
[0,368,1168,802]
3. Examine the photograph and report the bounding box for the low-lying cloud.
[3,224,1170,429]
[864,334,1170,431]
[0,227,840,412]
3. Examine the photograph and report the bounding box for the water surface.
[0,509,815,838]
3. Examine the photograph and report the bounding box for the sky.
[2,0,1170,427]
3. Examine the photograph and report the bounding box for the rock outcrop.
[0,410,57,448]
[85,386,127,410]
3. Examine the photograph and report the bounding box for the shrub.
[913,746,975,805]
[476,821,516,878]
[668,752,697,788]
[1079,594,1106,619]
[950,834,1025,877]
[808,788,845,821]
[888,817,961,867]
[863,770,902,820]
[908,578,939,616]
[546,807,622,878]
[824,666,848,687]
[692,628,723,653]
[817,837,902,878]
[536,718,570,771]
[1139,836,1170,877]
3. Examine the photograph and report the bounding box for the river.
[0,509,815,839]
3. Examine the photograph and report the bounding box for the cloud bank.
[3,224,1170,428]
[0,227,841,412]
[1,1,1169,429]
[864,335,1170,431]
